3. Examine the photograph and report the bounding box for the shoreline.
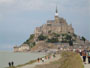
[3,52,47,68]
[6,51,85,68]
[7,53,60,68]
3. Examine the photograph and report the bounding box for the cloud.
[0,0,89,12]
[0,0,90,50]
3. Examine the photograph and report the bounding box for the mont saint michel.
[14,8,90,52]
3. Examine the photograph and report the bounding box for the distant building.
[13,6,90,52]
[14,44,30,52]
[34,7,74,40]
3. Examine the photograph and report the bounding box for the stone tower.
[55,6,60,23]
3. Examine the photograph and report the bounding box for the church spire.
[56,6,58,13]
[55,6,59,16]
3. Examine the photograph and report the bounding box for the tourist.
[11,61,14,66]
[48,56,50,59]
[42,57,45,62]
[79,49,82,56]
[82,50,87,64]
[45,56,48,60]
[60,48,63,51]
[53,54,56,58]
[8,62,11,67]
[76,48,79,53]
[73,49,76,52]
[87,50,90,64]
[37,58,40,62]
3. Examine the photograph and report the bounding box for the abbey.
[34,8,74,39]
[14,7,90,52]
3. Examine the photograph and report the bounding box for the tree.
[64,34,72,41]
[38,34,47,40]
[47,37,59,43]
[69,40,73,46]
[24,34,34,44]
[81,36,86,43]
[30,34,34,40]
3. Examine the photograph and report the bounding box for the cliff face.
[14,15,90,52]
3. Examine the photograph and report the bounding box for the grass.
[59,51,84,68]
[35,52,84,68]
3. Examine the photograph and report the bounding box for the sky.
[0,0,90,51]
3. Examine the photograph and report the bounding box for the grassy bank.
[59,52,84,68]
[35,52,84,68]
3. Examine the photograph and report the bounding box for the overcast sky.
[0,0,90,51]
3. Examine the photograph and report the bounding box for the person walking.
[87,50,90,64]
[42,57,45,62]
[11,61,14,66]
[53,54,56,58]
[8,62,11,67]
[79,49,82,56]
[37,58,40,62]
[82,50,87,64]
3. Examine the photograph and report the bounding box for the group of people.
[81,50,90,64]
[60,47,90,64]
[37,54,56,63]
[8,61,14,67]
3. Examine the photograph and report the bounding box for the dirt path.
[17,55,61,68]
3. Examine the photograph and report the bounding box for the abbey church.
[14,7,90,52]
[34,7,74,39]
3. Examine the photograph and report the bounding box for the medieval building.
[14,7,90,52]
[34,7,74,39]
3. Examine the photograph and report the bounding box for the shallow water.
[0,51,45,68]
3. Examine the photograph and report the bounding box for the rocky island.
[14,7,90,52]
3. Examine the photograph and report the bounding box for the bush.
[73,33,77,38]
[29,42,36,48]
[38,34,47,40]
[53,33,60,37]
[30,34,34,40]
[69,40,73,46]
[47,37,59,43]
[65,34,72,40]
[24,34,34,44]
[81,36,86,43]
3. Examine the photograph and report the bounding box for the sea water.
[0,51,46,68]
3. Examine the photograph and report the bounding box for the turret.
[55,6,59,16]
[55,6,59,23]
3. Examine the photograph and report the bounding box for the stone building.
[34,7,74,39]
[13,7,90,52]
[14,44,30,52]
